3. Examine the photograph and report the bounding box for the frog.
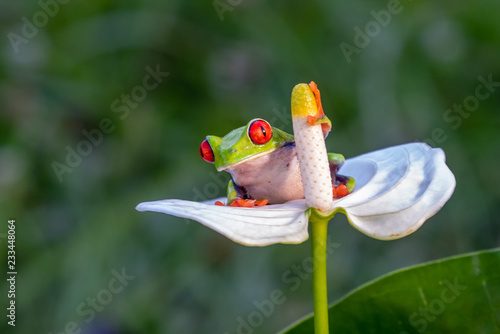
[199,118,355,207]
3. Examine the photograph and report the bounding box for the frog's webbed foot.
[218,180,269,207]
[307,82,332,138]
[328,153,356,198]
[216,197,268,207]
[228,199,269,207]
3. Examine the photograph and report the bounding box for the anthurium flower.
[136,142,456,246]
[136,82,456,334]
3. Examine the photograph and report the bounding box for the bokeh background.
[1,0,499,333]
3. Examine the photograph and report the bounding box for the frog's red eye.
[199,139,214,163]
[249,119,272,145]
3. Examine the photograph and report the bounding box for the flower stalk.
[310,210,332,333]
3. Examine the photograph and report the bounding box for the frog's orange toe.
[334,184,349,198]
[229,199,256,207]
[255,199,269,206]
[228,199,269,207]
[215,200,225,206]
[306,81,331,137]
[229,199,243,207]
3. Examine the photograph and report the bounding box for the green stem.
[310,213,330,334]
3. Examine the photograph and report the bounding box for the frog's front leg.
[328,153,355,197]
[218,180,268,207]
[226,179,245,205]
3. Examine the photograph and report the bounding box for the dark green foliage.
[0,0,499,333]
[283,248,500,333]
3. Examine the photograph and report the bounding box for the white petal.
[136,143,455,245]
[136,199,309,246]
[332,143,456,240]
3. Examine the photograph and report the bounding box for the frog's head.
[199,118,294,171]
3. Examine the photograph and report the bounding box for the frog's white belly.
[225,145,305,204]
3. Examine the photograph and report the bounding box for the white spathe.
[136,143,456,246]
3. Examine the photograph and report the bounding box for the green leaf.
[281,248,500,333]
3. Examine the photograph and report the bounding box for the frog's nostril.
[232,149,237,153]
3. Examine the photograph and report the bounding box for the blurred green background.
[1,0,499,333]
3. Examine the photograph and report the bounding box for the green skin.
[204,118,355,205]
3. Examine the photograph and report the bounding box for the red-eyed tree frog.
[199,118,355,207]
